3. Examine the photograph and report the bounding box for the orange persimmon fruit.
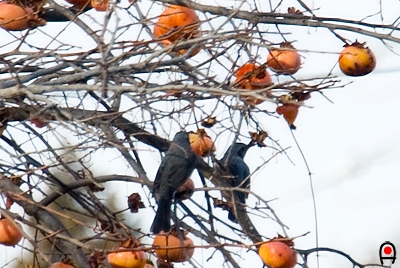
[338,41,376,77]
[153,5,200,56]
[0,2,33,31]
[259,241,297,268]
[234,63,272,105]
[0,218,23,246]
[50,262,75,268]
[267,42,301,75]
[107,247,146,268]
[153,231,194,262]
[188,129,216,157]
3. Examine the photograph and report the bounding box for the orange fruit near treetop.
[0,218,23,246]
[153,5,200,56]
[258,241,297,268]
[267,42,301,75]
[154,5,199,42]
[338,41,376,77]
[0,2,33,31]
[153,231,194,262]
[234,63,272,106]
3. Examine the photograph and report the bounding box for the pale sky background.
[1,0,400,267]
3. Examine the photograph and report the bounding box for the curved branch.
[297,247,388,268]
[155,0,400,43]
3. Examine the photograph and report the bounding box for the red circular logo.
[384,246,393,255]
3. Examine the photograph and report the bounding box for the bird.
[220,142,252,222]
[151,131,197,234]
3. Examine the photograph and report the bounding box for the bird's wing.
[154,153,195,192]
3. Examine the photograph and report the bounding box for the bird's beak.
[247,141,256,149]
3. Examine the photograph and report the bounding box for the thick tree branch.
[154,0,400,43]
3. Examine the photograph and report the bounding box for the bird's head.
[172,131,190,144]
[226,142,252,159]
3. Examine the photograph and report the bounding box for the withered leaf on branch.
[269,234,295,247]
[287,7,303,14]
[212,197,232,211]
[249,130,268,147]
[201,116,217,128]
[98,219,113,232]
[127,193,145,213]
[291,91,311,102]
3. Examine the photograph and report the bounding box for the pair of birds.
[151,131,251,234]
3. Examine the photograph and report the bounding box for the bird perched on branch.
[220,142,252,222]
[151,131,197,234]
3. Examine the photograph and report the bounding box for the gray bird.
[151,131,197,234]
[220,143,251,222]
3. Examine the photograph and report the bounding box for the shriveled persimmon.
[267,42,301,75]
[0,218,23,246]
[259,241,297,268]
[234,63,272,106]
[188,129,216,157]
[339,41,376,76]
[276,104,299,129]
[153,5,200,56]
[0,2,33,31]
[153,231,194,262]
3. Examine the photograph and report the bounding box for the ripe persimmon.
[153,231,194,262]
[91,0,108,11]
[107,248,146,268]
[0,2,33,31]
[188,129,216,157]
[153,5,200,56]
[339,41,376,76]
[0,218,23,246]
[259,241,297,268]
[234,63,272,105]
[267,42,301,75]
[51,262,75,268]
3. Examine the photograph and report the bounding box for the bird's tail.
[228,210,238,223]
[228,192,246,223]
[151,196,172,234]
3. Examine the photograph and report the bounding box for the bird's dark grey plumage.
[220,143,251,222]
[151,131,197,234]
